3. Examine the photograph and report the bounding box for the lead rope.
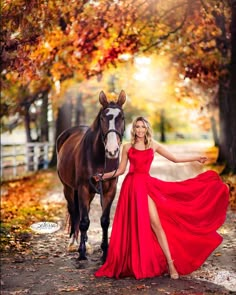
[89,149,120,207]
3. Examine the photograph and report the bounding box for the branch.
[158,2,189,22]
[143,1,189,52]
[199,0,209,13]
[187,36,216,47]
[123,0,147,36]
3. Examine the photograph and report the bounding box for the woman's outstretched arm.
[153,141,208,164]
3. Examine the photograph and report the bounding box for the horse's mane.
[90,108,102,132]
[80,107,103,156]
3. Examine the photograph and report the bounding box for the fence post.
[13,144,17,176]
[0,145,3,178]
[44,144,49,169]
[25,144,29,172]
[34,144,38,171]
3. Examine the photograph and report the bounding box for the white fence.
[0,142,54,180]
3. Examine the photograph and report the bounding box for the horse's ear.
[99,91,109,108]
[117,90,126,107]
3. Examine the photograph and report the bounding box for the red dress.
[95,147,229,279]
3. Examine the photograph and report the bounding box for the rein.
[88,146,120,198]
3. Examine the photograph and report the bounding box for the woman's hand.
[197,156,208,164]
[93,173,103,182]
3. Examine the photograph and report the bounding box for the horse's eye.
[117,112,124,119]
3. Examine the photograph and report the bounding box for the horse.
[56,90,126,262]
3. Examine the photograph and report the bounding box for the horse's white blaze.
[105,108,121,158]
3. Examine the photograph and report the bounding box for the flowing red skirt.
[95,149,229,279]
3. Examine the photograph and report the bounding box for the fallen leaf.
[136,284,147,290]
[214,252,222,256]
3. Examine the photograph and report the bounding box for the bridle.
[99,104,125,144]
[101,128,124,144]
[89,105,125,199]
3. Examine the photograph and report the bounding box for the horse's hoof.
[101,255,107,264]
[74,258,88,269]
[78,255,88,261]
[75,260,88,269]
[86,242,93,254]
[67,244,78,252]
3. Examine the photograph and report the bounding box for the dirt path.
[1,143,236,295]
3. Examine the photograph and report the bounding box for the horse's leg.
[63,185,80,251]
[77,185,92,261]
[100,184,117,262]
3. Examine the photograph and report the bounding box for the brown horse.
[56,90,126,261]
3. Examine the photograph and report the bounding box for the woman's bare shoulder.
[150,140,161,152]
[122,142,132,152]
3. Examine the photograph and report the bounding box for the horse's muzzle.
[105,147,119,159]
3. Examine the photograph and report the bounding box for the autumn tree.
[1,0,235,173]
[225,0,236,173]
[169,1,235,173]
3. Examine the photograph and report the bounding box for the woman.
[94,116,229,280]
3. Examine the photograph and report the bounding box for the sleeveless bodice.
[128,147,154,174]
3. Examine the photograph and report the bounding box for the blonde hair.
[131,117,153,148]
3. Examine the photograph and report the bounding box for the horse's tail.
[64,186,80,241]
[67,189,80,239]
[73,189,80,240]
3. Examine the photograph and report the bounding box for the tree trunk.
[160,109,166,143]
[75,93,85,125]
[24,105,32,143]
[37,92,49,169]
[210,115,219,147]
[24,105,35,171]
[49,99,73,167]
[217,81,228,164]
[213,8,230,165]
[108,74,117,93]
[222,2,236,174]
[40,92,49,142]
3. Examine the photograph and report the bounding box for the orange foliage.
[1,170,64,251]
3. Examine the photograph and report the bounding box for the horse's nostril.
[109,151,114,157]
[107,150,118,158]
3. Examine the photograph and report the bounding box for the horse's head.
[99,90,126,159]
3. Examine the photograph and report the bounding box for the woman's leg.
[148,196,179,279]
